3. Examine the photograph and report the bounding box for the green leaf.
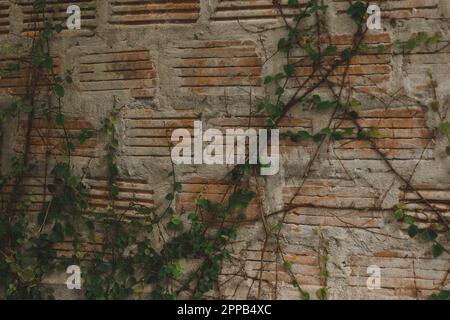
[446,146,450,156]
[283,64,295,77]
[264,75,273,85]
[394,208,404,221]
[432,243,444,258]
[358,43,369,51]
[21,103,33,113]
[341,48,352,60]
[54,23,63,33]
[316,288,328,300]
[164,207,174,216]
[65,75,73,84]
[377,44,385,53]
[404,216,415,225]
[406,37,417,50]
[346,1,367,23]
[283,261,292,270]
[45,56,54,70]
[418,32,429,43]
[407,225,419,238]
[351,99,362,112]
[77,128,94,144]
[174,182,182,192]
[439,121,450,135]
[296,130,310,141]
[167,216,183,230]
[196,198,211,210]
[165,193,174,201]
[274,73,283,82]
[313,133,325,142]
[278,38,289,51]
[429,100,440,112]
[421,229,438,242]
[428,290,450,300]
[54,84,65,98]
[55,113,64,128]
[275,87,285,96]
[324,45,337,56]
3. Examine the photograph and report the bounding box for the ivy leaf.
[65,74,73,84]
[432,243,444,258]
[406,37,417,50]
[428,290,450,300]
[45,56,54,70]
[439,121,450,135]
[167,216,183,230]
[429,100,440,112]
[316,288,328,300]
[196,198,211,210]
[164,207,174,216]
[418,32,429,43]
[330,131,343,141]
[313,133,325,142]
[54,23,63,33]
[346,1,367,23]
[278,38,289,52]
[324,45,337,56]
[274,73,284,82]
[421,229,438,242]
[283,64,295,77]
[351,99,362,112]
[165,193,174,201]
[394,208,404,221]
[341,48,352,60]
[174,182,182,192]
[407,225,419,238]
[403,216,415,225]
[275,87,285,96]
[283,261,292,270]
[77,128,94,144]
[55,113,64,128]
[358,43,369,51]
[54,84,65,98]
[264,75,273,85]
[297,130,310,141]
[377,44,385,53]
[20,103,33,113]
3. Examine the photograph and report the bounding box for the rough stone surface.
[0,0,449,299]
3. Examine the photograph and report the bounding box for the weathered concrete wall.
[0,0,449,299]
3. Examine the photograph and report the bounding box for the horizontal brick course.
[15,117,97,160]
[0,1,9,35]
[171,40,263,95]
[109,0,200,25]
[18,0,97,36]
[78,49,157,99]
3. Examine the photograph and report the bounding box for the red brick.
[109,0,200,25]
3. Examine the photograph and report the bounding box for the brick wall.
[0,0,449,300]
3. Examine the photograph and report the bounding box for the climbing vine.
[0,0,448,300]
